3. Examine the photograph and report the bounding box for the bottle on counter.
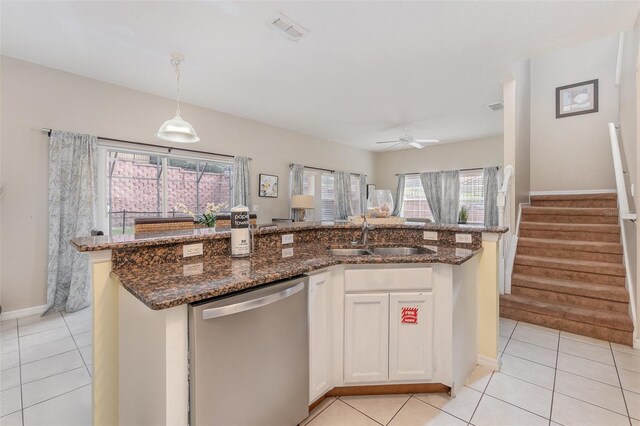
[230,205,251,257]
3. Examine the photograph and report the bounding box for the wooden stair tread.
[519,222,619,233]
[500,294,633,331]
[517,238,622,254]
[530,193,617,201]
[515,255,625,276]
[511,273,629,303]
[522,206,618,216]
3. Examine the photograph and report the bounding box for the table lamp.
[291,195,315,221]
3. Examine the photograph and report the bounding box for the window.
[459,170,484,224]
[106,149,232,235]
[350,175,362,216]
[321,173,335,221]
[402,174,433,220]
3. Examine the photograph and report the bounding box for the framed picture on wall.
[259,174,278,198]
[555,79,598,118]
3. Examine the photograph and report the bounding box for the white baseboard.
[529,189,617,196]
[477,354,501,371]
[0,304,47,321]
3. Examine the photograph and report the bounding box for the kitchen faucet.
[360,216,374,245]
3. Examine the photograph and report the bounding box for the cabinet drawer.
[345,267,433,292]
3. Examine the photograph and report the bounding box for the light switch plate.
[282,234,294,245]
[423,231,438,241]
[282,247,294,258]
[455,233,472,244]
[183,243,203,257]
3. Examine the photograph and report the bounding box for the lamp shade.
[291,195,314,209]
[156,115,200,143]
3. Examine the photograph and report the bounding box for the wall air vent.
[270,14,308,41]
[487,102,504,111]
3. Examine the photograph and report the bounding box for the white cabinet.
[308,271,332,402]
[343,266,435,385]
[344,293,389,384]
[389,292,434,381]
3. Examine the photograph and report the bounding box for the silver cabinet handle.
[202,282,305,320]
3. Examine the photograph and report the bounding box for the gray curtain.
[420,172,442,223]
[441,170,460,224]
[231,156,252,208]
[359,174,367,216]
[47,131,96,313]
[392,174,405,216]
[289,164,304,221]
[334,171,353,220]
[484,166,502,226]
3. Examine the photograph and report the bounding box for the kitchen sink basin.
[327,248,371,256]
[369,247,420,256]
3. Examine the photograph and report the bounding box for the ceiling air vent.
[487,102,504,111]
[270,14,308,41]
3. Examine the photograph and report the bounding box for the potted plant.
[458,206,469,224]
[175,202,226,228]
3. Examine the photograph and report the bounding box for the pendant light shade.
[157,53,200,143]
[156,115,200,143]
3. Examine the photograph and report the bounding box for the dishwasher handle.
[202,281,305,320]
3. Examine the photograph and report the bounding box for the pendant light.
[156,53,200,143]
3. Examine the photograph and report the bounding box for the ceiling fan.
[375,135,440,150]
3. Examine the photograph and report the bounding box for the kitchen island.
[72,222,507,426]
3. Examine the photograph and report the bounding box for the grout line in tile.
[20,383,91,413]
[16,318,25,426]
[552,388,631,419]
[468,318,511,425]
[61,312,92,375]
[305,397,337,425]
[549,327,561,426]
[18,348,79,368]
[20,366,90,409]
[412,394,473,425]
[384,394,412,426]
[337,396,384,425]
[18,333,73,353]
[609,341,633,425]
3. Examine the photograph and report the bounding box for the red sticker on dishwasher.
[401,307,418,324]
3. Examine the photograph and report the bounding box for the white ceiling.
[2,1,638,151]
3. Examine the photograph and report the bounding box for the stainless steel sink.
[327,248,371,256]
[369,247,420,256]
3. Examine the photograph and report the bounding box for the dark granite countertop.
[72,222,508,252]
[112,243,482,310]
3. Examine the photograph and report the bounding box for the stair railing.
[609,122,637,337]
[498,165,514,294]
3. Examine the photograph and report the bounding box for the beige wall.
[374,136,504,193]
[618,21,640,336]
[0,56,376,311]
[503,59,531,230]
[530,34,619,191]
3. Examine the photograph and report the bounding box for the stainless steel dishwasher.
[188,276,309,426]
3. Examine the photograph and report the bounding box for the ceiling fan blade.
[384,142,404,150]
[412,139,440,143]
[375,140,401,144]
[409,142,425,149]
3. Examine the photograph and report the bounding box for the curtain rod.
[395,166,495,176]
[290,163,366,177]
[41,128,251,160]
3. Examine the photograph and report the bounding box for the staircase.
[500,193,634,346]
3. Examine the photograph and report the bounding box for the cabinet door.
[344,293,389,384]
[389,292,434,381]
[309,271,332,403]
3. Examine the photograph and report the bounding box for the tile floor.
[2,313,640,425]
[0,308,92,426]
[302,318,640,426]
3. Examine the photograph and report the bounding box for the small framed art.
[556,79,598,118]
[259,174,278,198]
